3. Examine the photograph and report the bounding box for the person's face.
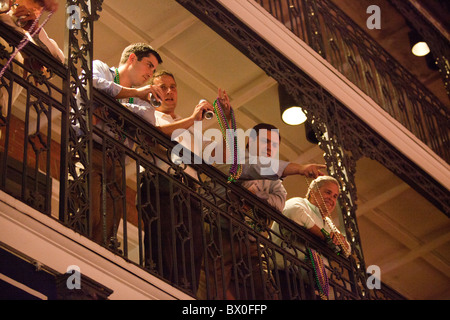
[255,130,280,158]
[129,53,159,87]
[310,181,339,214]
[152,74,178,113]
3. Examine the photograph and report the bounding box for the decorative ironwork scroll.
[61,0,103,236]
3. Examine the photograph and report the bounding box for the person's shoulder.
[285,197,306,205]
[93,59,109,67]
[93,60,115,73]
[92,60,114,76]
[284,197,308,213]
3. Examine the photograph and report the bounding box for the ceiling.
[21,0,449,299]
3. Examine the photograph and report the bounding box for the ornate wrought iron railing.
[254,0,450,163]
[0,2,408,300]
[82,85,364,300]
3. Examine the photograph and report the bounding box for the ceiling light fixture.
[409,30,430,57]
[279,85,307,126]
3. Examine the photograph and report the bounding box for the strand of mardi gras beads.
[308,247,329,300]
[114,68,134,104]
[213,98,242,183]
[214,98,241,182]
[228,101,242,180]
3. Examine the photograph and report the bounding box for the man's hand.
[282,163,327,178]
[191,99,213,121]
[330,231,351,257]
[134,85,164,104]
[217,88,231,120]
[299,163,327,178]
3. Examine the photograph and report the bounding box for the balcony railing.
[0,13,405,300]
[254,0,450,163]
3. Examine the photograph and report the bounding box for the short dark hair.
[120,43,162,65]
[150,70,175,85]
[249,123,281,142]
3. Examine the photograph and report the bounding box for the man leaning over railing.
[87,59,216,291]
[78,42,164,247]
[138,69,215,292]
[197,123,287,299]
[197,121,327,299]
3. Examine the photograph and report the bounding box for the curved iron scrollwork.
[62,0,104,236]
